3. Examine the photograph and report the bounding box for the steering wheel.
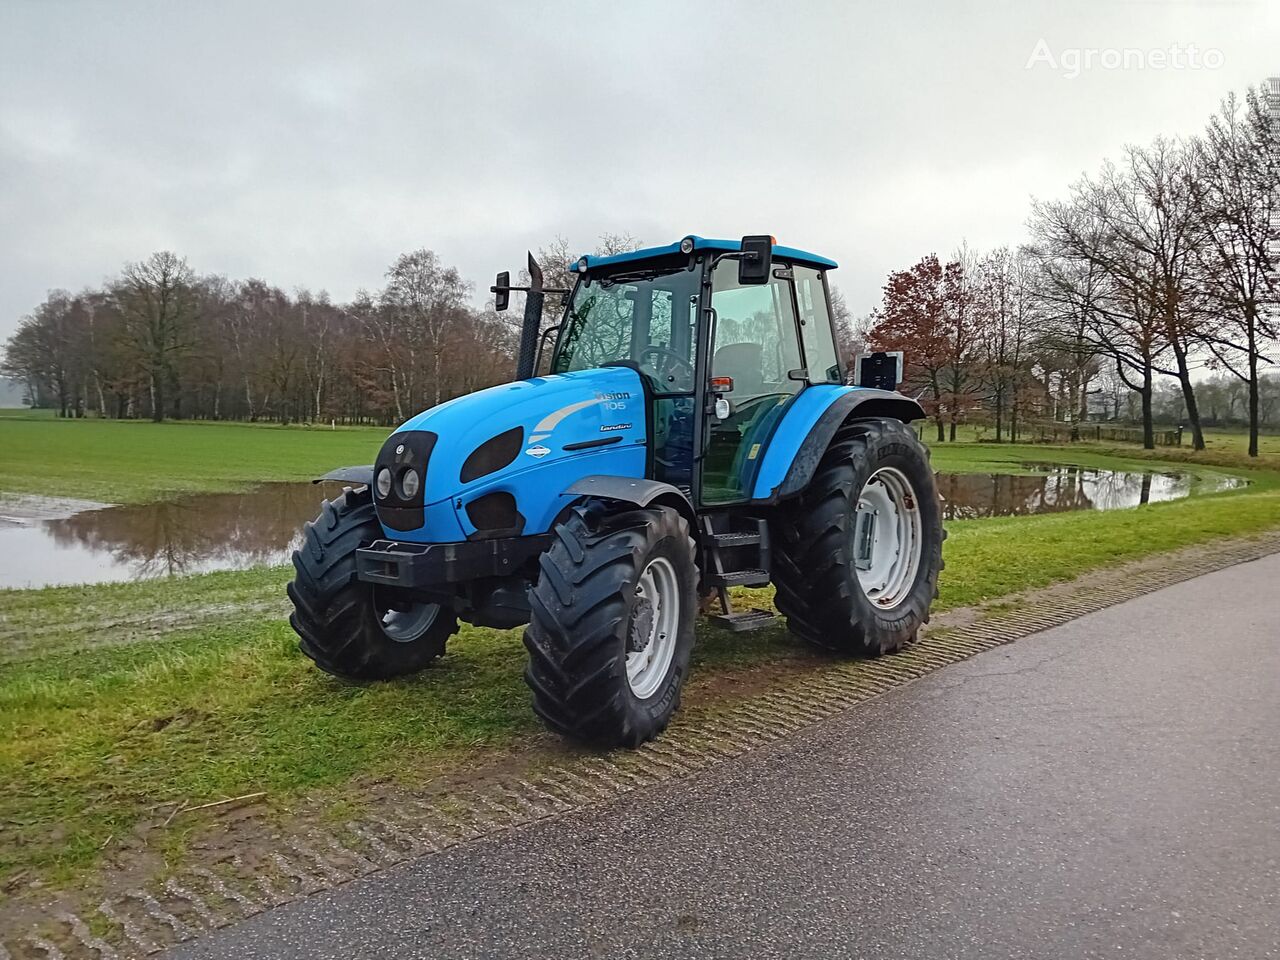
[638,345,694,392]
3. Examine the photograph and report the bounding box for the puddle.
[0,463,1251,589]
[935,463,1247,520]
[0,483,340,590]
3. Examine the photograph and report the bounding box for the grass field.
[2,415,1280,892]
[0,413,387,503]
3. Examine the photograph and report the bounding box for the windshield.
[551,268,700,394]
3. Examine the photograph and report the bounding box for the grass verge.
[3,420,1280,893]
[4,468,1279,890]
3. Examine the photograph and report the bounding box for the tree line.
[3,249,520,425]
[864,83,1278,455]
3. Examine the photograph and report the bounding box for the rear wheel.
[773,418,943,656]
[288,486,458,679]
[524,502,697,748]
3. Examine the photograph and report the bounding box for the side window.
[794,267,842,383]
[710,267,803,399]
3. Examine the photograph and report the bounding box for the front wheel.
[523,502,698,748]
[288,486,459,680]
[772,418,944,656]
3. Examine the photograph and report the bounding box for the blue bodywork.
[572,236,838,273]
[379,367,647,543]
[749,384,862,499]
[370,234,918,547]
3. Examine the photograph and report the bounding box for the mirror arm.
[490,285,571,295]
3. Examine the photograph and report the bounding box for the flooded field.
[936,463,1246,520]
[0,463,1248,589]
[0,483,334,589]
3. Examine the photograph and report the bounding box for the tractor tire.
[773,418,944,656]
[524,502,698,748]
[288,486,458,680]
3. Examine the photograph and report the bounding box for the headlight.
[375,468,393,499]
[400,468,420,499]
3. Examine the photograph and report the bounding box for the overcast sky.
[1,0,1276,342]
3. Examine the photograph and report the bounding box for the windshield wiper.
[598,268,680,287]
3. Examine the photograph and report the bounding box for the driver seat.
[712,341,766,397]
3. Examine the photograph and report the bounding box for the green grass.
[5,479,1279,888]
[3,416,1280,891]
[0,416,388,503]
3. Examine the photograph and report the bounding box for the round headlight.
[375,468,393,499]
[400,468,420,499]
[679,236,695,255]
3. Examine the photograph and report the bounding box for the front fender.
[565,476,697,530]
[313,465,375,486]
[750,385,924,502]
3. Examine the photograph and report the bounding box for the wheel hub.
[628,597,656,653]
[372,587,441,644]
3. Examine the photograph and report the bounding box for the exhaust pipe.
[515,251,544,381]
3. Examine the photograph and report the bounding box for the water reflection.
[936,463,1245,521]
[0,482,334,589]
[0,465,1249,589]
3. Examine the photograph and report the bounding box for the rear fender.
[750,385,924,502]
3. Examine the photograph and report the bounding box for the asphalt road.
[170,552,1280,960]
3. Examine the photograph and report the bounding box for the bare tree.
[375,249,471,415]
[113,252,198,421]
[1190,87,1280,456]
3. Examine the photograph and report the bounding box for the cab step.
[707,568,770,588]
[709,607,778,632]
[707,530,762,548]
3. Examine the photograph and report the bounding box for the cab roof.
[571,236,838,273]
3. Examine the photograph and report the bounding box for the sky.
[1,0,1277,343]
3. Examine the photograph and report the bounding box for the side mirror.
[492,271,510,312]
[737,235,773,285]
[853,351,904,391]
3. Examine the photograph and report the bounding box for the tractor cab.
[538,236,847,508]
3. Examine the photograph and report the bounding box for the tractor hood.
[373,366,648,543]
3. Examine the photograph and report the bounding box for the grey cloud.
[2,0,1276,337]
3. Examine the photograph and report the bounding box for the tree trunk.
[930,372,944,442]
[1140,367,1154,450]
[94,373,107,419]
[1170,342,1205,451]
[151,372,164,423]
[1248,348,1260,458]
[1245,317,1260,458]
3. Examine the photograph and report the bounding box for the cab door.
[700,261,806,505]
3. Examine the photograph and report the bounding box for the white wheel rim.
[374,590,441,644]
[853,467,923,610]
[626,556,680,700]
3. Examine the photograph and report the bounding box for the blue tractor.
[289,236,943,747]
